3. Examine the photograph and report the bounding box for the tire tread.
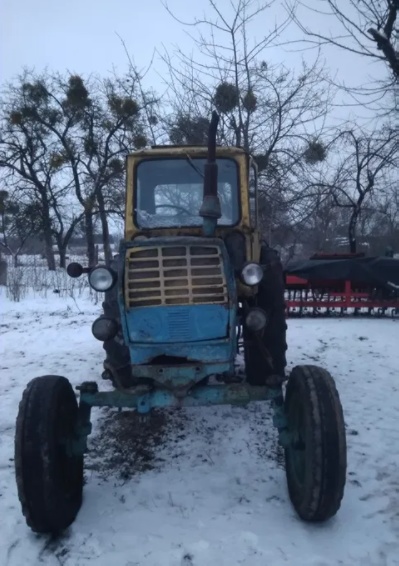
[285,365,347,522]
[15,375,83,533]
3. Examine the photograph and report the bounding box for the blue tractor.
[14,112,347,533]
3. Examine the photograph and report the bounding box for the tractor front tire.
[244,245,287,385]
[102,261,132,388]
[284,365,347,522]
[15,375,83,533]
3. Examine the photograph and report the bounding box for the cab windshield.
[135,157,239,228]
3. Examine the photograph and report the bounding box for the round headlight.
[66,262,84,278]
[92,316,119,341]
[241,262,263,286]
[245,308,268,332]
[88,266,116,292]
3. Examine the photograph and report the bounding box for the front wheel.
[15,375,84,533]
[284,365,347,522]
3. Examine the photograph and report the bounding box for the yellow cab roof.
[127,145,249,159]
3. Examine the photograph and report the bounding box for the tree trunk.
[0,258,7,285]
[43,235,56,270]
[13,254,18,268]
[58,244,67,268]
[40,196,56,271]
[85,209,96,266]
[348,208,358,254]
[55,216,82,269]
[97,189,112,265]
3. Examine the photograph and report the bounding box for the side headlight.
[241,262,263,286]
[245,308,268,332]
[66,262,84,278]
[88,266,116,292]
[92,316,119,341]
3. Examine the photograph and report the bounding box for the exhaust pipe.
[199,110,221,237]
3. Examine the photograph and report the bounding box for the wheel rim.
[286,397,306,488]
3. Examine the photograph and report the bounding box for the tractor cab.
[125,143,261,294]
[102,114,266,390]
[132,150,240,232]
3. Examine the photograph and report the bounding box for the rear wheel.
[15,375,83,533]
[102,257,132,388]
[102,296,132,388]
[244,246,287,385]
[284,365,347,522]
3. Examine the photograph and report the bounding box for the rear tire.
[284,365,347,522]
[15,375,83,533]
[244,245,287,385]
[102,257,132,388]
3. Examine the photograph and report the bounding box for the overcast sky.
[1,0,387,123]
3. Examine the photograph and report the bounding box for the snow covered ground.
[1,291,398,566]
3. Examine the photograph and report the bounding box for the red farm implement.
[284,253,399,318]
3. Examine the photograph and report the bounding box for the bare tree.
[163,1,330,142]
[287,0,399,113]
[72,71,159,263]
[0,190,42,266]
[37,72,151,265]
[0,78,66,270]
[160,0,333,245]
[0,70,156,267]
[363,173,399,252]
[316,126,399,253]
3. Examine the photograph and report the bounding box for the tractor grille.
[125,245,228,308]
